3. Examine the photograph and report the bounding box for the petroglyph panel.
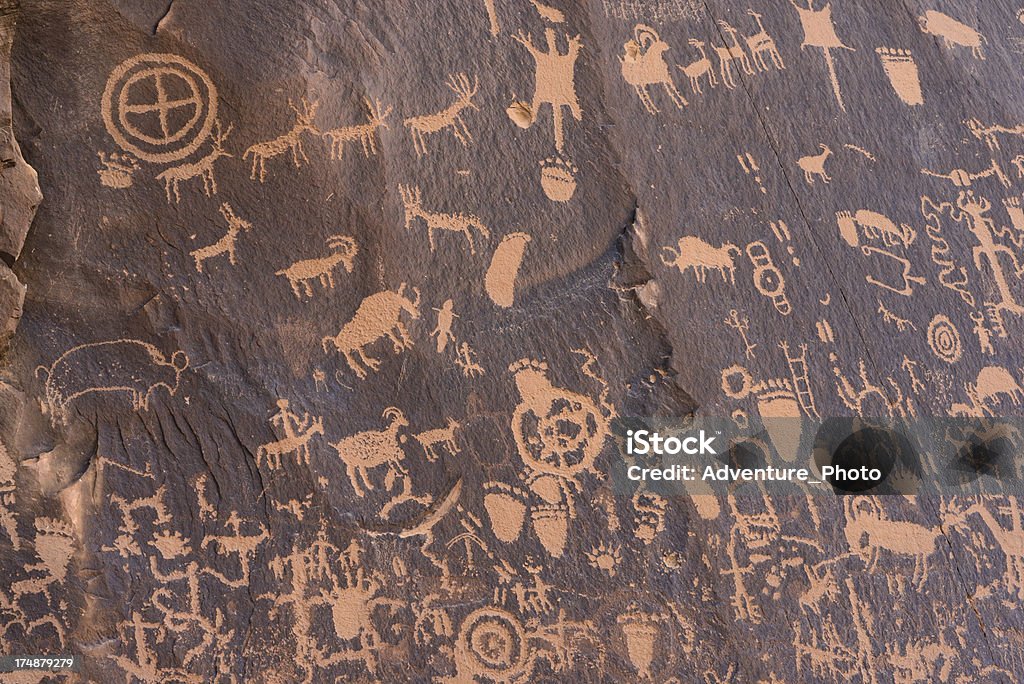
[3,0,1024,681]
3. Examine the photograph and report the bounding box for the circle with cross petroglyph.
[102,53,218,164]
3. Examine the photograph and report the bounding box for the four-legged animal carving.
[403,74,479,156]
[330,407,409,496]
[322,283,421,378]
[323,98,392,160]
[715,20,755,89]
[798,144,832,185]
[399,184,491,254]
[156,122,233,203]
[276,235,359,299]
[679,39,717,94]
[619,24,687,114]
[244,98,320,182]
[745,10,785,72]
[661,236,740,284]
[191,203,254,273]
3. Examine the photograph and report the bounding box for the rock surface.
[1,0,1024,681]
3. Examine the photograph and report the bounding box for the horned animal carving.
[399,184,491,254]
[620,24,687,114]
[275,235,358,299]
[661,237,740,284]
[330,407,409,497]
[244,98,320,182]
[322,284,421,378]
[403,74,479,156]
[37,339,189,424]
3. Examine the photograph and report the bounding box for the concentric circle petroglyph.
[927,314,962,364]
[102,53,218,164]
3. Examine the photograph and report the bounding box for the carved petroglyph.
[244,97,320,182]
[276,235,358,299]
[456,343,485,377]
[540,156,578,202]
[190,202,253,273]
[737,152,766,193]
[97,151,140,188]
[724,309,757,360]
[922,196,976,306]
[836,209,916,249]
[877,301,916,332]
[404,74,479,156]
[919,10,987,60]
[714,20,755,89]
[486,232,532,307]
[679,39,717,94]
[156,121,233,203]
[431,299,458,354]
[322,283,421,379]
[745,10,785,72]
[257,400,324,469]
[482,0,500,36]
[102,53,218,164]
[830,353,902,415]
[0,442,18,550]
[512,29,583,152]
[399,184,491,254]
[660,236,739,284]
[949,498,1024,599]
[927,314,962,364]
[37,339,189,424]
[970,311,995,354]
[322,98,390,161]
[620,25,688,114]
[922,158,1011,188]
[844,498,938,587]
[747,241,792,315]
[330,407,409,497]
[798,144,832,185]
[966,117,1024,151]
[790,0,854,111]
[414,418,461,463]
[876,48,923,106]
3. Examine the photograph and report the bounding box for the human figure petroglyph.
[843,498,938,587]
[244,97,320,182]
[512,28,583,152]
[110,611,203,684]
[714,20,754,89]
[745,9,785,72]
[431,299,458,354]
[619,24,688,114]
[97,151,139,188]
[190,202,253,273]
[276,235,358,299]
[330,407,409,497]
[257,400,324,469]
[102,487,171,561]
[156,121,233,203]
[919,10,987,60]
[836,209,916,249]
[455,342,485,377]
[404,74,479,156]
[660,236,739,284]
[679,39,717,94]
[876,48,923,106]
[798,144,832,185]
[399,184,491,254]
[790,0,854,111]
[37,339,189,424]
[952,191,1024,316]
[322,98,391,161]
[322,283,420,378]
[970,311,995,354]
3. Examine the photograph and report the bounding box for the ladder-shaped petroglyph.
[156,121,234,203]
[257,400,324,469]
[322,98,391,161]
[660,235,740,284]
[919,10,987,60]
[37,339,189,424]
[275,235,358,299]
[790,0,854,111]
[486,231,532,307]
[875,48,923,106]
[797,144,832,185]
[511,28,583,153]
[747,241,792,314]
[322,283,420,378]
[398,184,491,254]
[619,24,688,114]
[244,97,320,182]
[404,74,479,156]
[190,202,253,273]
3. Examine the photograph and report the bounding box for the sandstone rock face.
[2,1,1023,681]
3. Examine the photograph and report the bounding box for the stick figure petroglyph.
[190,202,253,273]
[404,74,479,156]
[724,309,757,360]
[244,97,320,182]
[512,28,583,152]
